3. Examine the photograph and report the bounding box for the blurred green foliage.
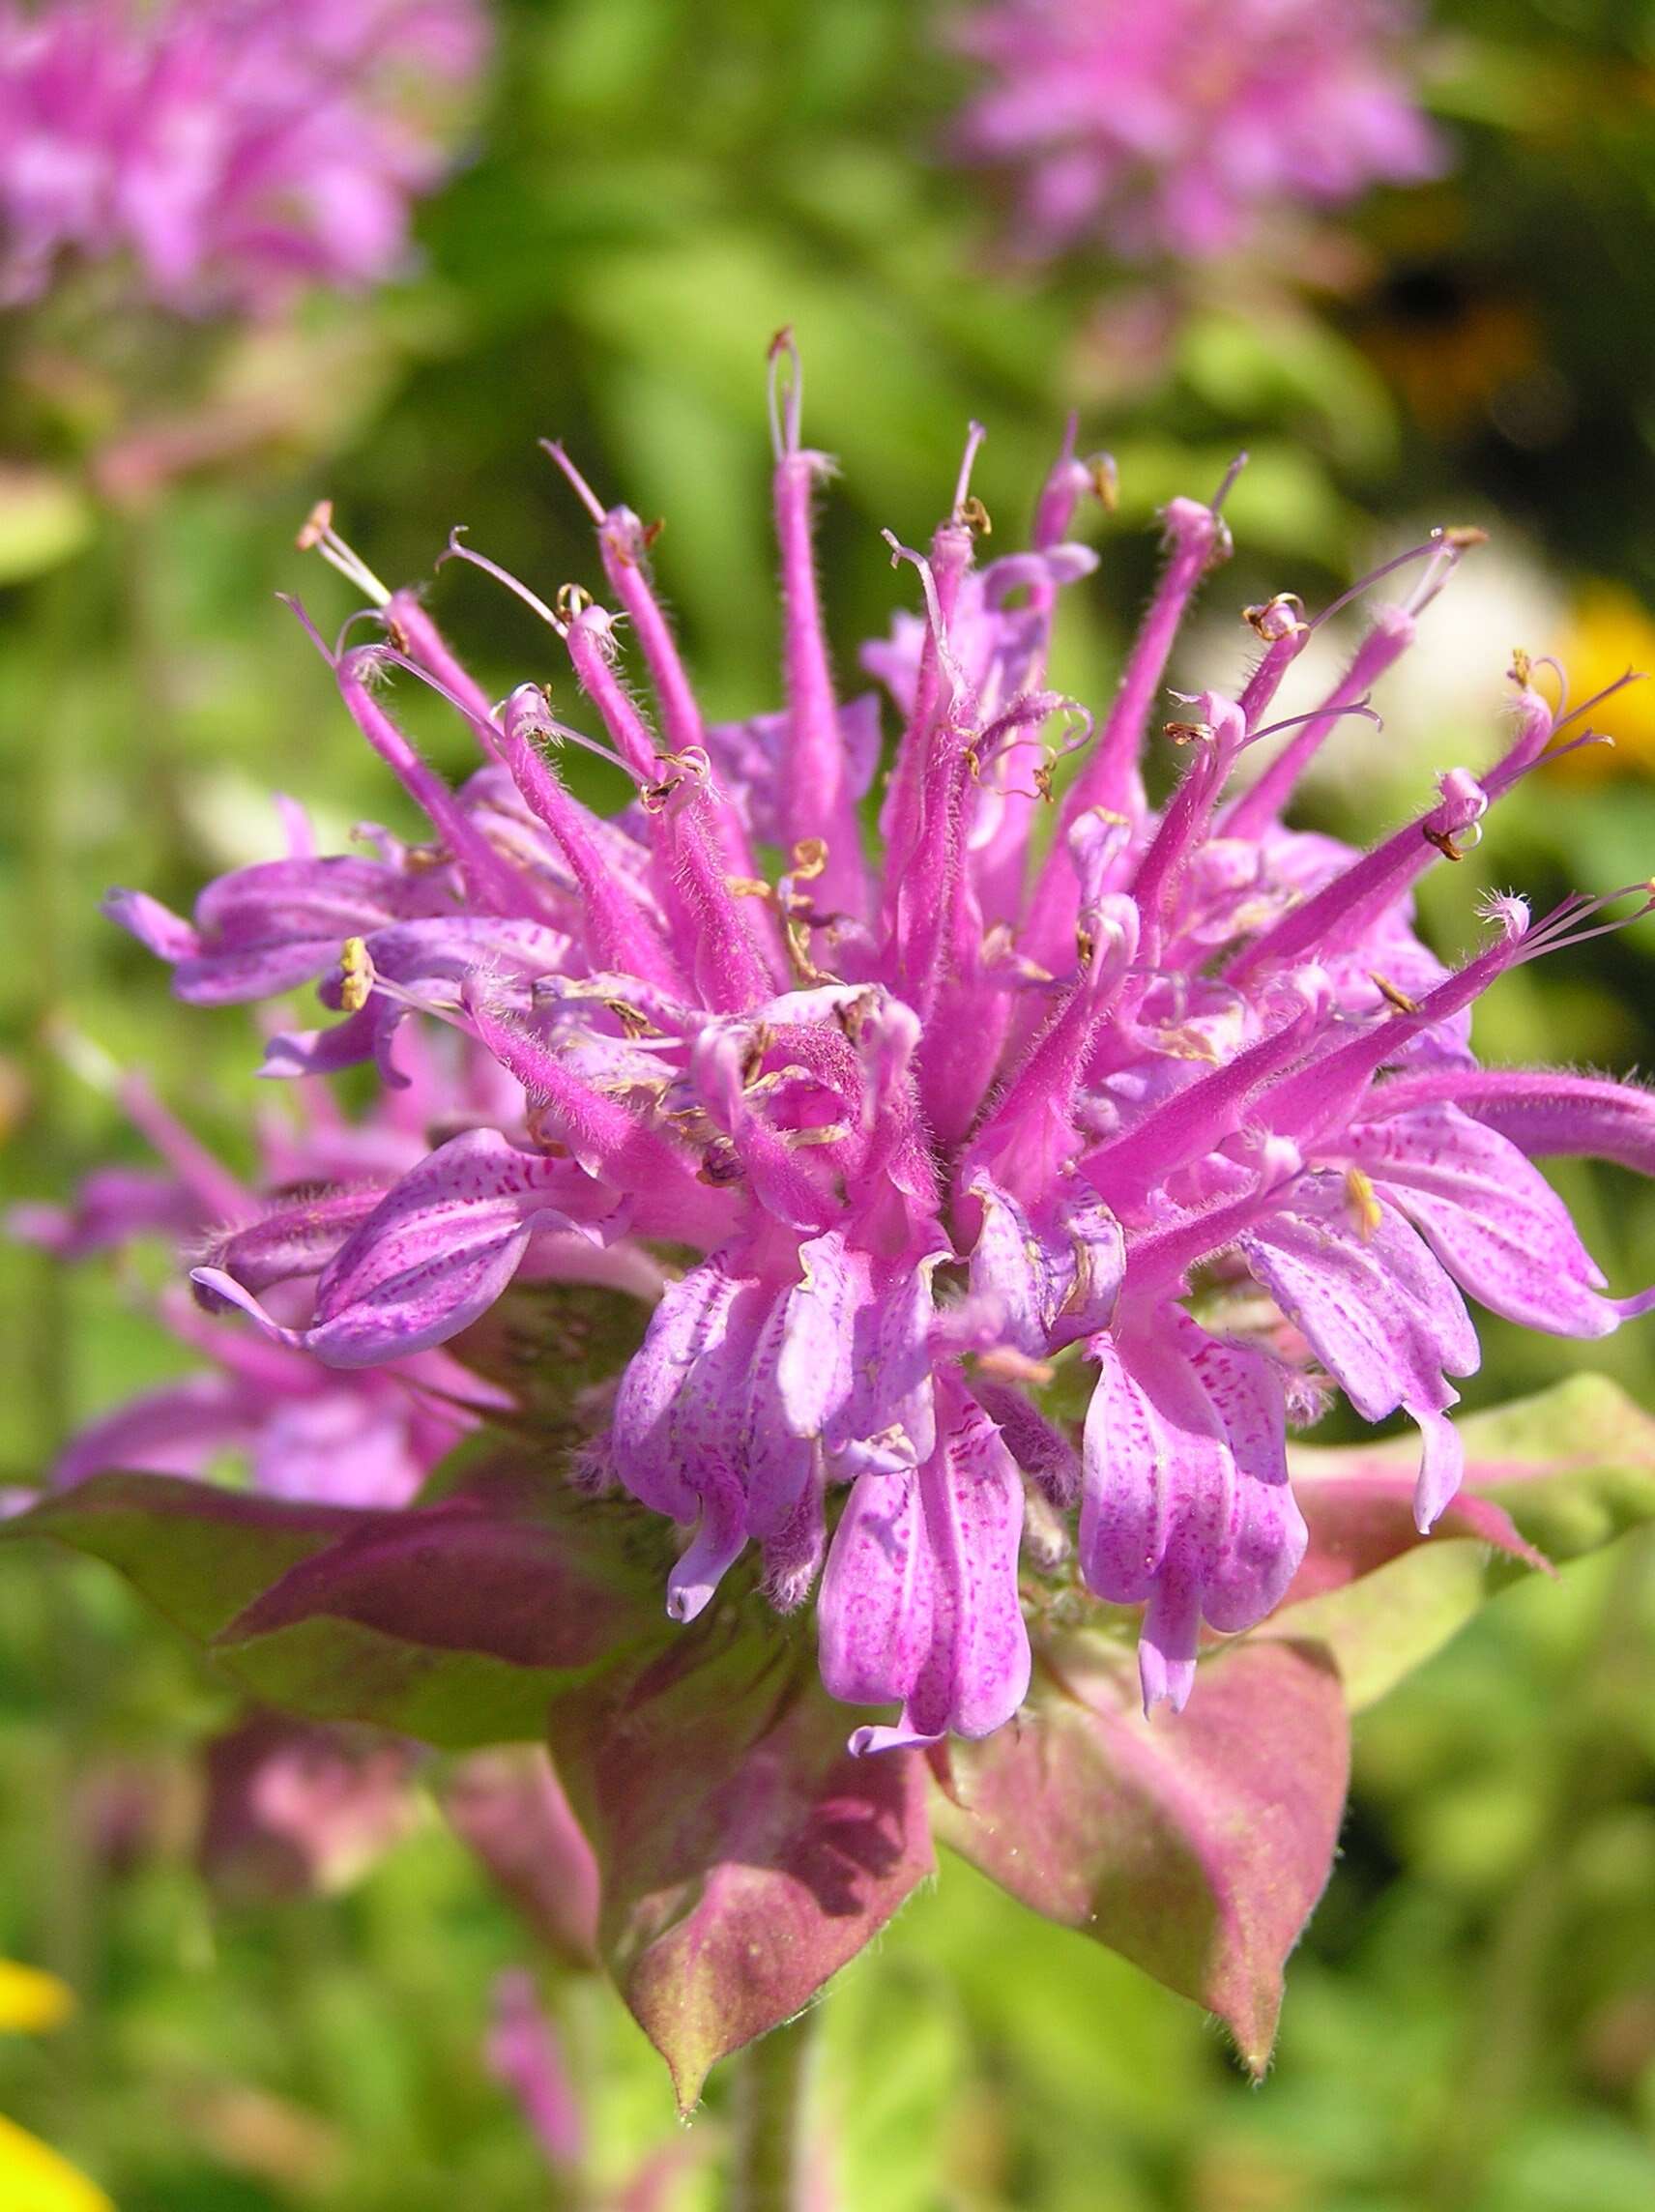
[2,0,1655,2204]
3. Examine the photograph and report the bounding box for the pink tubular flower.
[0,0,487,313]
[104,341,1655,1745]
[949,0,1444,261]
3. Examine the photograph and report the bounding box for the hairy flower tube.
[102,338,1655,1754]
[0,0,487,313]
[949,0,1444,261]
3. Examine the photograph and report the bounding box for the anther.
[1245,593,1307,643]
[1345,1167,1382,1242]
[1371,972,1422,1015]
[337,937,374,1013]
[296,500,392,608]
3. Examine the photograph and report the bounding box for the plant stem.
[731,2008,823,2212]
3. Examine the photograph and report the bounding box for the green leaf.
[931,1636,1350,2075]
[1262,1375,1655,1709]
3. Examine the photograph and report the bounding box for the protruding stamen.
[538,439,607,526]
[1549,667,1647,742]
[1242,697,1382,754]
[1309,532,1456,633]
[296,501,392,608]
[768,325,802,460]
[1210,451,1248,514]
[952,421,987,523]
[438,529,566,637]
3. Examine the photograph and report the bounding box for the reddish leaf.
[3,1457,681,1747]
[442,1748,601,1970]
[546,1619,935,2110]
[1286,1470,1547,1603]
[931,1635,1349,2073]
[1286,1374,1655,1599]
[219,1455,665,1671]
[0,1473,360,1639]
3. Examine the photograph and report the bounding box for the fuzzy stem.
[731,2009,823,2212]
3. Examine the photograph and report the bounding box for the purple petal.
[1368,1065,1655,1179]
[1080,1312,1306,1711]
[828,1253,942,1476]
[102,888,201,961]
[249,1387,431,1509]
[488,1970,584,2176]
[196,1184,391,1297]
[1241,1171,1478,1521]
[442,1749,599,1970]
[199,1131,590,1368]
[1241,1175,1480,1417]
[611,1255,756,1525]
[819,1381,1030,1750]
[1342,1105,1625,1338]
[967,1171,1123,1354]
[665,1464,748,1623]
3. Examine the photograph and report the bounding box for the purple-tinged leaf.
[442,1748,600,1970]
[211,1458,676,1745]
[546,1621,935,2110]
[0,1473,360,1640]
[2,1455,680,1748]
[931,1635,1349,2075]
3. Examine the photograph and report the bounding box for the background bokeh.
[2,1,1654,2204]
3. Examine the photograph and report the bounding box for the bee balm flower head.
[0,0,487,313]
[106,338,1655,1749]
[950,0,1445,262]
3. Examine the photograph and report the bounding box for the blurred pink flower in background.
[950,0,1444,261]
[0,0,488,313]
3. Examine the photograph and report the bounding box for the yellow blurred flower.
[0,1962,75,2036]
[0,2114,114,2212]
[1544,582,1655,778]
[0,1963,113,2212]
